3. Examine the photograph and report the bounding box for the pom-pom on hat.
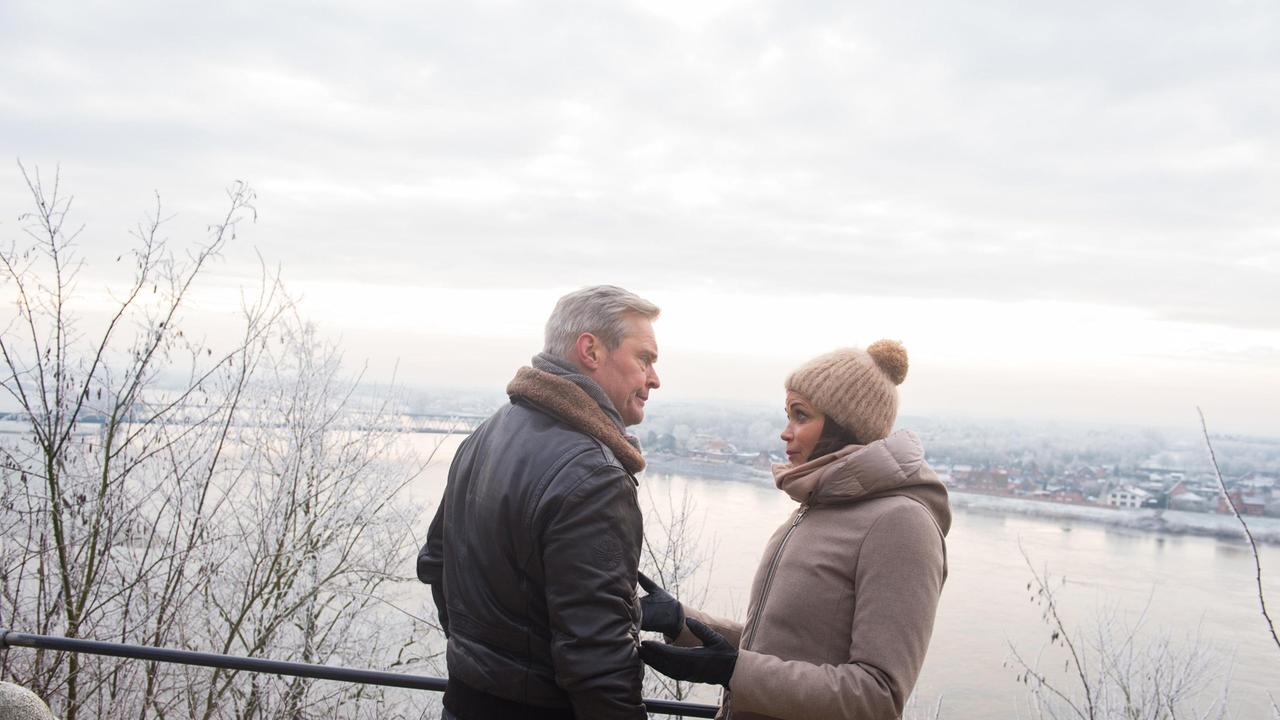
[785,339,908,444]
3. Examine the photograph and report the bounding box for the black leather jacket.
[418,396,646,719]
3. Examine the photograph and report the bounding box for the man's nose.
[648,367,661,389]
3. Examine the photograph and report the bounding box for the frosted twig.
[1197,407,1279,654]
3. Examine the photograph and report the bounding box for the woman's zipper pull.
[792,504,809,526]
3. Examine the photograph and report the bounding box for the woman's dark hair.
[808,415,858,461]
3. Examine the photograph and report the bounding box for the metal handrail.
[0,629,718,718]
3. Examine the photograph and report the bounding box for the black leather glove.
[638,571,684,638]
[638,618,737,687]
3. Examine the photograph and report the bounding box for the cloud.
[0,0,1277,347]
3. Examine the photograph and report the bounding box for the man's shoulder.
[479,400,629,475]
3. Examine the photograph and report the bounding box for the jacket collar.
[772,429,951,535]
[530,352,629,429]
[506,365,646,475]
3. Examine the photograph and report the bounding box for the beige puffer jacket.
[674,429,951,720]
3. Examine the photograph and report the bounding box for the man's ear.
[574,332,603,371]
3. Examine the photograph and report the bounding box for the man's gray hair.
[544,285,660,361]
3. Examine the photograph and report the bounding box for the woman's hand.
[639,618,738,687]
[638,572,685,638]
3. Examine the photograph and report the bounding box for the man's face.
[593,316,660,426]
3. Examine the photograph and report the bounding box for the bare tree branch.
[1197,407,1279,655]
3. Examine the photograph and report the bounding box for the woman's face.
[781,390,825,465]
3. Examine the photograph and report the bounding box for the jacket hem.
[444,677,575,720]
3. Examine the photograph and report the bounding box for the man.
[418,285,661,720]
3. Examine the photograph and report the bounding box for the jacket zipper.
[727,503,809,719]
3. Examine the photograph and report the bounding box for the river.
[409,435,1279,719]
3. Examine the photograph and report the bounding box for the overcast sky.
[2,0,1278,434]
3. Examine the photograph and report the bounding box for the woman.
[638,340,950,720]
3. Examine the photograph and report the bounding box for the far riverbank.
[642,453,773,482]
[950,490,1280,544]
[641,453,1280,545]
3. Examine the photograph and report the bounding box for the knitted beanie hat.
[785,340,908,444]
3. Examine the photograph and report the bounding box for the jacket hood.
[773,429,951,536]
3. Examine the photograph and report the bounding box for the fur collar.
[507,367,646,475]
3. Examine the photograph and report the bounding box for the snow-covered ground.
[951,491,1280,544]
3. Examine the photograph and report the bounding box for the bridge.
[397,412,487,434]
[0,411,488,436]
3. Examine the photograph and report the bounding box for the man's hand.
[638,618,737,687]
[637,572,684,638]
